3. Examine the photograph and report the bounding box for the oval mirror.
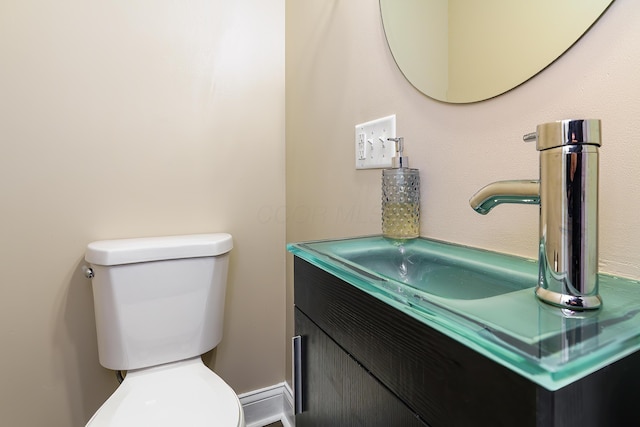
[380,0,614,103]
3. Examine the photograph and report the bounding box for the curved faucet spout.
[469,180,540,215]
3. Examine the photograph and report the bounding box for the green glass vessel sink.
[288,235,640,391]
[335,241,532,300]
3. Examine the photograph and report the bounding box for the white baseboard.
[282,383,294,427]
[238,382,294,427]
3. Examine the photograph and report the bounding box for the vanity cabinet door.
[295,308,428,427]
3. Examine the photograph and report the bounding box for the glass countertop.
[288,235,640,391]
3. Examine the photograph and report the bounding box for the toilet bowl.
[86,357,244,426]
[84,233,244,426]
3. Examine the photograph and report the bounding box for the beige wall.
[0,0,284,425]
[286,0,640,382]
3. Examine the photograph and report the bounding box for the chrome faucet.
[470,119,602,310]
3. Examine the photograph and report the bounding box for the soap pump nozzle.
[388,137,409,168]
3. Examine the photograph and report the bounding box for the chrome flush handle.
[82,265,94,279]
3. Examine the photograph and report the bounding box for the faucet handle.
[527,119,602,151]
[522,132,537,143]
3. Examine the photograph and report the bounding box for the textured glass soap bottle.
[382,137,420,239]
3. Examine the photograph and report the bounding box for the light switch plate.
[355,115,396,169]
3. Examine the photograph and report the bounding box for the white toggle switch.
[355,115,396,169]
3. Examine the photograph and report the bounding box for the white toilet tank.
[85,233,233,371]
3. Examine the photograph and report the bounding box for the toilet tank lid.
[85,233,233,266]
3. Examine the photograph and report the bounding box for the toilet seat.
[86,357,245,427]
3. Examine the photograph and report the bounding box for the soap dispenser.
[382,137,420,240]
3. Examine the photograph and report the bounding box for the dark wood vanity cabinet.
[293,257,640,427]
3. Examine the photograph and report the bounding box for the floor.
[264,422,283,427]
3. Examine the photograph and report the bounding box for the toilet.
[84,233,245,427]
